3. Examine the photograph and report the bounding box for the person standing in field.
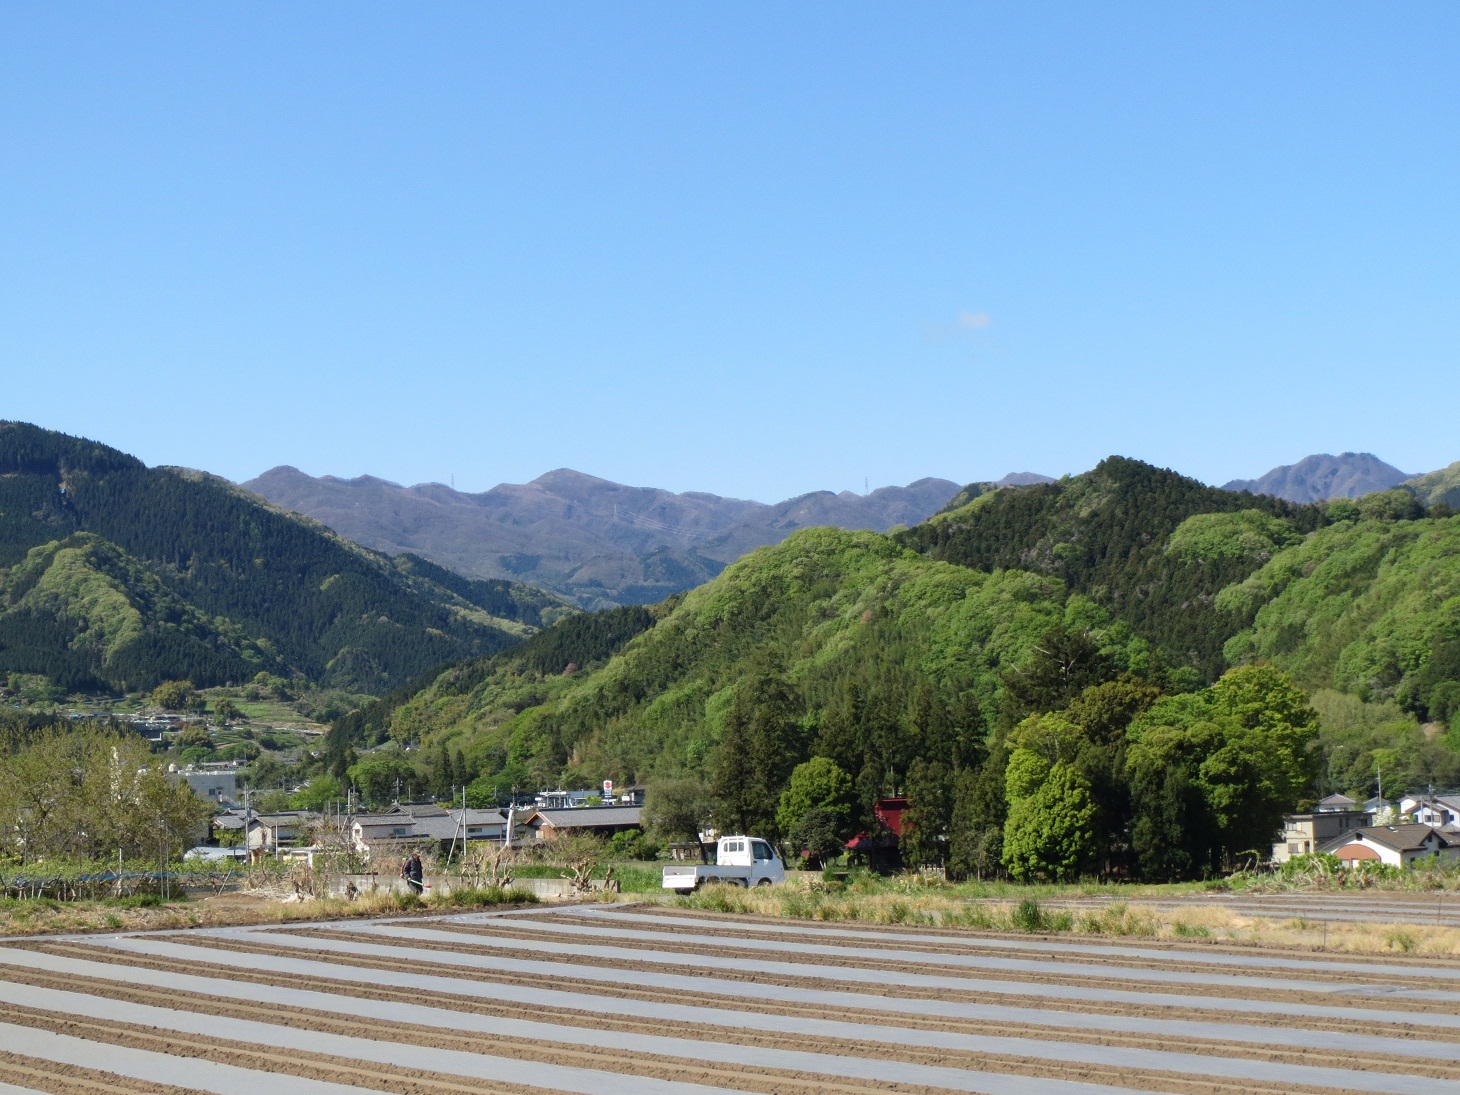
[402,852,424,895]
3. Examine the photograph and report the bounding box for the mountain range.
[243,466,983,609]
[0,423,569,696]
[1222,452,1412,503]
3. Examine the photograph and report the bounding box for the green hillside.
[1403,461,1460,511]
[349,526,1152,803]
[1220,513,1460,723]
[899,457,1327,678]
[0,422,571,694]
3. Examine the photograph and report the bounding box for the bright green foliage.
[1220,515,1460,720]
[355,527,1146,823]
[642,776,712,842]
[290,774,343,810]
[1126,666,1318,875]
[1403,461,1460,511]
[1002,760,1099,881]
[777,757,854,839]
[346,753,417,805]
[1165,510,1302,564]
[150,679,196,711]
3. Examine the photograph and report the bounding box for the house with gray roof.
[519,804,643,841]
[1317,824,1458,867]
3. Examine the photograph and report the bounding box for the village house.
[518,804,643,841]
[1401,794,1460,830]
[246,812,318,854]
[1270,806,1367,863]
[350,804,509,860]
[1317,824,1459,867]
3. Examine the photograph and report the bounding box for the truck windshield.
[752,841,773,861]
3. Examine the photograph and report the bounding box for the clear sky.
[2,5,1457,501]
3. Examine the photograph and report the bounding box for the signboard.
[602,779,614,799]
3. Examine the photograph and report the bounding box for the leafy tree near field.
[790,808,847,865]
[643,776,713,843]
[0,725,206,863]
[776,757,854,844]
[150,679,195,711]
[346,753,417,806]
[1002,759,1099,881]
[1125,666,1319,876]
[291,774,344,811]
[212,698,240,725]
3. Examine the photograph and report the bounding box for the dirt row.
[8,952,1460,1085]
[320,921,1460,1014]
[46,934,1460,1051]
[0,1050,205,1095]
[0,991,1383,1095]
[513,911,1460,987]
[630,906,1460,970]
[137,934,1460,1045]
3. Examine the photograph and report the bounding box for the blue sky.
[3,5,1457,500]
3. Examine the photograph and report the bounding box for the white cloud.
[957,310,992,330]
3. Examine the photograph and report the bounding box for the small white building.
[1318,824,1458,867]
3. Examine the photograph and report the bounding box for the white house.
[1317,824,1458,867]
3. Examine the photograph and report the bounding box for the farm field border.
[3,904,1460,1095]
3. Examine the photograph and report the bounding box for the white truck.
[661,835,786,891]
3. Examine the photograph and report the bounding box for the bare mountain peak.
[1222,453,1411,503]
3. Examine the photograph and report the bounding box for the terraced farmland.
[4,903,1460,1094]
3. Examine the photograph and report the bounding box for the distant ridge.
[244,467,962,610]
[1223,453,1411,503]
[994,472,1057,487]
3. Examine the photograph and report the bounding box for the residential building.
[519,804,643,840]
[1402,794,1460,829]
[1318,824,1458,867]
[175,767,237,806]
[1271,809,1367,863]
[1314,793,1357,813]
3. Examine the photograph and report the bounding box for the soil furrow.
[0,1051,207,1095]
[629,906,1460,970]
[582,909,1460,977]
[310,923,1460,1014]
[446,914,1451,991]
[4,958,1460,1083]
[87,934,1460,1045]
[0,997,1385,1095]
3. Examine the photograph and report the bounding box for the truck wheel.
[756,878,774,887]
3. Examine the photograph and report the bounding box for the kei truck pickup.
[661,835,786,890]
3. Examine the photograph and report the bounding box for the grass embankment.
[0,884,537,938]
[663,869,1460,957]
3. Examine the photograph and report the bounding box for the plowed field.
[3,903,1460,1095]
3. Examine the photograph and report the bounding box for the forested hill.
[332,463,1460,878]
[0,422,571,695]
[899,457,1331,677]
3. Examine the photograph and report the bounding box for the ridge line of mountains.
[245,452,1460,610]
